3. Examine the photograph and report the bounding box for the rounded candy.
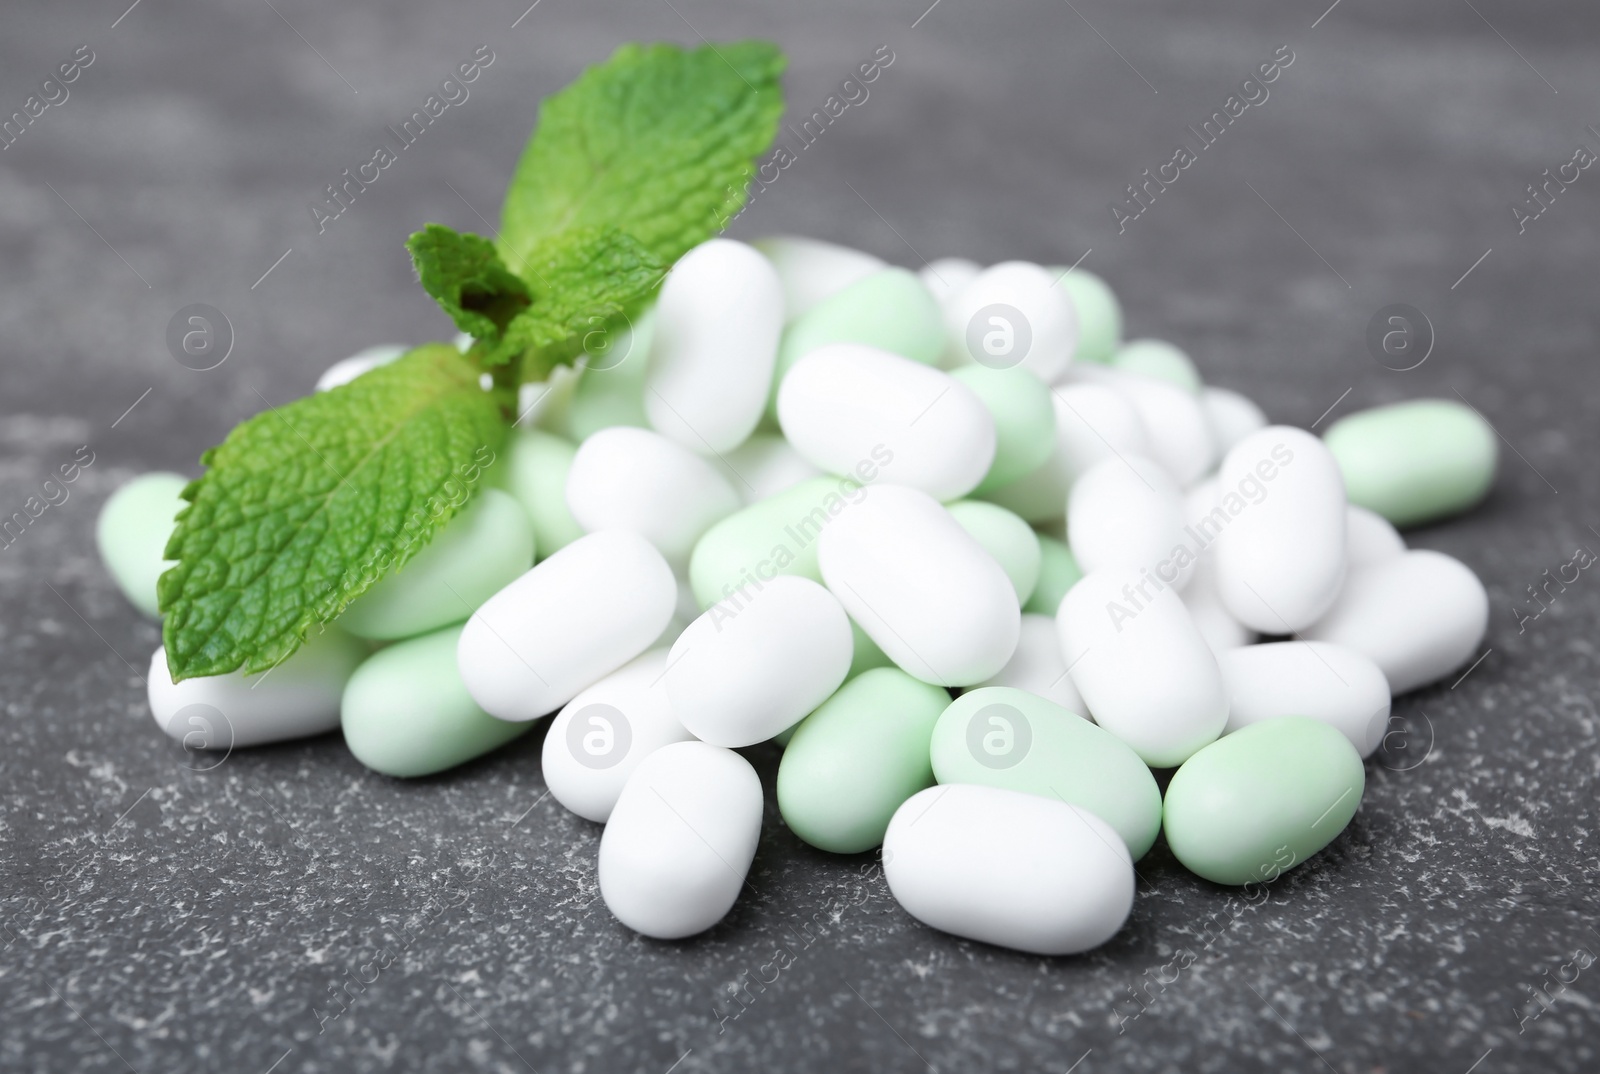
[777,667,950,853]
[458,530,676,721]
[753,235,884,319]
[819,484,1020,687]
[565,307,655,442]
[1163,716,1365,886]
[1220,641,1391,757]
[1301,549,1488,695]
[778,343,996,502]
[944,261,1078,381]
[1058,566,1228,768]
[719,433,821,503]
[1055,269,1121,365]
[543,649,694,822]
[646,238,782,454]
[883,784,1134,955]
[1066,366,1214,487]
[1022,535,1083,616]
[919,256,981,304]
[1068,455,1192,588]
[1212,426,1346,633]
[1112,339,1201,392]
[339,489,535,641]
[566,426,740,568]
[949,365,1057,494]
[1346,504,1406,567]
[502,428,586,561]
[598,741,762,939]
[944,499,1041,604]
[341,625,529,777]
[1323,399,1497,528]
[666,576,854,747]
[972,613,1086,713]
[931,687,1161,859]
[97,472,187,618]
[1200,386,1267,455]
[148,629,365,750]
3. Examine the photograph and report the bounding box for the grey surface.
[3,0,1599,1071]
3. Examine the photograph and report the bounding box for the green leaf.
[497,41,785,272]
[407,223,532,343]
[157,344,507,681]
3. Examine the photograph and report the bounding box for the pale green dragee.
[944,500,1041,604]
[1162,716,1364,886]
[688,475,861,607]
[1323,399,1497,528]
[339,489,534,640]
[97,472,188,618]
[1023,535,1083,615]
[930,687,1161,859]
[778,667,951,853]
[565,305,656,441]
[502,428,587,559]
[1055,268,1122,365]
[342,625,530,777]
[766,268,945,419]
[1112,339,1201,392]
[949,365,1057,494]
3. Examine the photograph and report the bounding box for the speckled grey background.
[3,1,1599,1071]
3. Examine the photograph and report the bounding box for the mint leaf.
[158,344,506,681]
[497,41,784,271]
[407,223,531,343]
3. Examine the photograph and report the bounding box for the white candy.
[919,256,981,304]
[315,345,404,392]
[1301,549,1488,695]
[777,343,996,502]
[973,613,1088,716]
[147,630,364,749]
[645,238,783,454]
[565,426,740,568]
[883,784,1134,955]
[1346,504,1407,567]
[1212,426,1346,633]
[542,649,694,823]
[753,235,885,319]
[1058,567,1228,767]
[457,530,675,721]
[1050,382,1150,486]
[819,484,1019,687]
[1200,386,1268,454]
[1181,552,1255,655]
[943,261,1077,381]
[1068,455,1193,588]
[1067,366,1214,487]
[1221,641,1391,757]
[666,576,853,747]
[720,432,822,503]
[599,741,762,938]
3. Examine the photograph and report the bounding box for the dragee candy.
[883,784,1134,955]
[778,343,996,502]
[1219,640,1391,757]
[1302,549,1488,694]
[1323,399,1497,527]
[930,687,1162,859]
[819,483,1020,687]
[1162,716,1365,886]
[96,471,186,618]
[1112,339,1201,392]
[944,499,1042,604]
[777,667,949,854]
[598,741,761,939]
[949,364,1057,494]
[943,261,1078,381]
[1054,268,1121,365]
[458,530,675,721]
[973,613,1086,713]
[646,238,782,454]
[753,235,885,319]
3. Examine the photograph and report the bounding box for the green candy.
[847,620,895,679]
[341,625,529,777]
[1163,716,1364,886]
[930,687,1161,859]
[502,428,586,559]
[767,268,944,419]
[1055,268,1122,365]
[96,472,188,618]
[778,667,950,853]
[339,489,534,640]
[1112,339,1201,392]
[944,500,1041,604]
[1022,535,1082,615]
[565,306,656,442]
[1323,400,1497,528]
[688,475,856,607]
[949,366,1057,494]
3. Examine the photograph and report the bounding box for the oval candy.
[1323,399,1496,528]
[97,471,187,619]
[1220,641,1390,757]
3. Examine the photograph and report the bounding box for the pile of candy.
[99,236,1494,954]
